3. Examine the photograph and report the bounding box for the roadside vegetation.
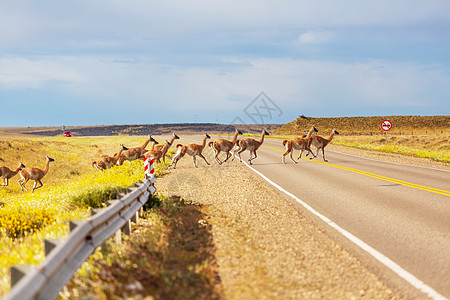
[0,135,170,297]
[60,194,222,300]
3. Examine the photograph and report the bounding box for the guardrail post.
[10,265,34,288]
[44,239,63,256]
[121,220,132,235]
[131,211,139,224]
[69,220,85,232]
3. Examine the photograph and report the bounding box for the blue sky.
[1,1,449,127]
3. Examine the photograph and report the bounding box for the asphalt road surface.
[245,138,450,299]
[184,135,450,299]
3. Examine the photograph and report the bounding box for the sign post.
[381,120,392,146]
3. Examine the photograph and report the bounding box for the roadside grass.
[60,194,223,300]
[0,135,161,297]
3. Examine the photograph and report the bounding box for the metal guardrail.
[3,175,156,300]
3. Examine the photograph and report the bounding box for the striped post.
[144,156,155,179]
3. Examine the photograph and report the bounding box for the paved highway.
[184,135,450,299]
[242,138,450,299]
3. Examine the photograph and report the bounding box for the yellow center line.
[262,145,450,197]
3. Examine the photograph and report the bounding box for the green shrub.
[71,186,128,209]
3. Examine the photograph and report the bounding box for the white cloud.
[298,30,335,44]
[1,54,448,110]
[0,57,85,89]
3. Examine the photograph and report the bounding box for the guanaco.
[308,128,339,162]
[209,129,242,165]
[234,130,269,165]
[18,156,55,192]
[144,140,171,163]
[93,144,128,173]
[140,137,160,159]
[150,133,180,164]
[117,135,157,165]
[282,125,318,164]
[170,133,211,169]
[1,162,25,186]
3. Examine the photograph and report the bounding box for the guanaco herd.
[0,126,338,193]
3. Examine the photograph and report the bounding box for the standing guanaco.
[18,156,55,192]
[170,134,211,169]
[234,130,269,165]
[281,125,318,164]
[1,162,25,186]
[209,129,242,165]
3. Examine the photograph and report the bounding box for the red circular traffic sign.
[381,120,392,131]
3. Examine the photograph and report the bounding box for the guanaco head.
[149,136,159,144]
[18,162,26,169]
[120,144,129,151]
[205,133,211,139]
[237,130,243,135]
[46,156,55,162]
[263,130,270,136]
[312,125,318,133]
[173,133,180,140]
[333,128,340,135]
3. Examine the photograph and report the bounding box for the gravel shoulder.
[152,143,446,299]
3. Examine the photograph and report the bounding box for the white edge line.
[240,159,447,300]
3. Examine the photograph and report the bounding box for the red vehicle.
[63,131,71,137]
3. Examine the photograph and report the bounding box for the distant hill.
[0,123,283,137]
[274,115,450,136]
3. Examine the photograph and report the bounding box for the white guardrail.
[3,158,156,300]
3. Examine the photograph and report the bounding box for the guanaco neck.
[231,130,239,144]
[201,135,208,148]
[140,136,151,150]
[168,134,177,145]
[117,147,125,158]
[14,165,23,174]
[327,130,336,142]
[163,141,171,151]
[43,159,51,175]
[258,130,266,145]
[305,126,315,141]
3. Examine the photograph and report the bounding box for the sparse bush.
[71,186,128,209]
